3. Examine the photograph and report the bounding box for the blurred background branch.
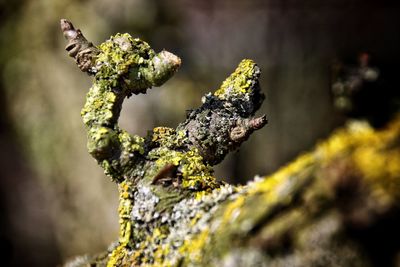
[0,0,399,266]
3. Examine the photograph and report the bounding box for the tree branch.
[61,19,267,267]
[61,20,400,267]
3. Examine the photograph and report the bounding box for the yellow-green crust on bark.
[62,20,400,267]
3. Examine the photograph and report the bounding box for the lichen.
[106,181,134,267]
[125,184,238,266]
[62,20,400,267]
[62,21,400,267]
[95,33,156,94]
[148,146,218,191]
[316,115,400,199]
[214,59,259,100]
[152,114,399,267]
[61,20,266,267]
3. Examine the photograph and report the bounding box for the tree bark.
[61,20,400,267]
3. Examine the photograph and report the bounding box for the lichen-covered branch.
[61,19,265,182]
[61,20,400,267]
[61,19,266,267]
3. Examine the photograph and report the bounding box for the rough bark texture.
[62,21,400,267]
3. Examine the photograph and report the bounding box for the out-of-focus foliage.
[0,0,399,266]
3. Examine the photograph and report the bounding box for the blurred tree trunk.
[67,114,400,267]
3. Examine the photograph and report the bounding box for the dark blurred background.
[0,0,399,266]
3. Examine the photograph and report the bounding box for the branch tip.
[60,19,99,73]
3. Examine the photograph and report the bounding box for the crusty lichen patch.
[214,59,260,100]
[126,184,238,266]
[106,181,133,267]
[96,33,174,94]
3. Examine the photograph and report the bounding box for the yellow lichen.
[107,180,134,267]
[107,115,400,267]
[250,115,400,205]
[248,153,315,204]
[221,195,245,224]
[152,127,175,143]
[107,245,128,267]
[71,21,400,265]
[315,115,400,198]
[119,130,145,155]
[178,228,210,264]
[214,59,258,100]
[151,127,187,149]
[150,147,218,191]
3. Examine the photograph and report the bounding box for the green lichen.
[96,33,156,94]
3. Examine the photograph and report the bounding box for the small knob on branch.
[60,19,99,73]
[230,115,267,142]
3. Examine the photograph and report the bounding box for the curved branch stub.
[60,19,99,73]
